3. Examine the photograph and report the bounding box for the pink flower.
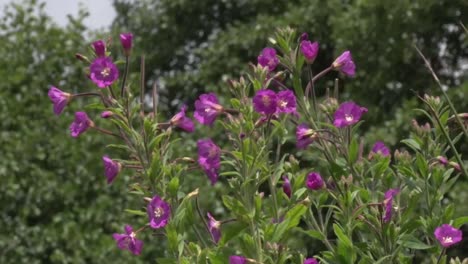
[194,93,224,125]
[333,101,368,128]
[300,40,319,64]
[69,112,93,137]
[276,90,297,114]
[282,176,291,198]
[304,258,319,264]
[258,47,279,72]
[170,105,195,132]
[383,189,399,223]
[147,195,171,229]
[102,155,121,184]
[306,172,324,190]
[371,141,390,157]
[90,57,119,88]
[229,256,247,264]
[207,212,221,243]
[197,139,221,185]
[332,51,356,77]
[434,224,462,248]
[112,225,143,255]
[296,124,316,149]
[253,89,277,115]
[92,40,106,57]
[120,33,133,56]
[48,86,71,115]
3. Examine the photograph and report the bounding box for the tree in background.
[0,1,149,263]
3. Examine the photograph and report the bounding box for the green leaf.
[397,234,433,250]
[401,139,421,152]
[333,224,353,248]
[348,138,359,164]
[124,209,146,216]
[219,222,248,246]
[453,216,468,228]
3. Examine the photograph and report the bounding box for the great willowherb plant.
[49,27,468,263]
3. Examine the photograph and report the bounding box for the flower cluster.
[253,89,297,115]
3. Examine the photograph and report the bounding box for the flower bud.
[120,33,133,57]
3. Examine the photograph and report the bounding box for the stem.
[413,45,468,139]
[152,81,158,118]
[121,55,130,98]
[72,92,101,98]
[91,126,123,139]
[140,55,146,117]
[306,64,318,116]
[304,66,333,96]
[250,220,263,262]
[195,197,210,234]
[436,248,446,264]
[308,207,334,251]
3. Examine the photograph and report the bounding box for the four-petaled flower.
[170,105,195,132]
[194,93,224,125]
[306,172,324,190]
[92,40,106,57]
[276,90,297,114]
[102,155,122,184]
[147,195,171,229]
[383,189,399,223]
[333,101,368,128]
[229,255,247,264]
[48,86,72,115]
[371,141,390,157]
[258,47,279,72]
[90,57,119,88]
[207,212,221,243]
[120,33,133,56]
[112,225,143,255]
[332,51,356,77]
[304,258,319,264]
[69,112,93,137]
[300,40,319,64]
[296,124,317,149]
[282,175,291,198]
[253,89,278,115]
[434,224,462,248]
[197,139,221,185]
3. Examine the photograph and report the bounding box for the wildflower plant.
[49,27,468,263]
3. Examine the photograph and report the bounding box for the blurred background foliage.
[0,0,467,262]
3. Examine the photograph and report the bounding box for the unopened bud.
[75,53,90,63]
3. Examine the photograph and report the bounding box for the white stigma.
[101,67,111,77]
[443,236,453,243]
[345,114,354,122]
[154,207,164,218]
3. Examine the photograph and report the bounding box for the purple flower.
[112,225,143,255]
[383,189,399,223]
[300,41,319,64]
[90,57,119,88]
[371,141,390,157]
[304,258,319,264]
[296,124,316,149]
[283,176,291,198]
[147,195,171,229]
[332,51,356,77]
[434,224,463,248]
[102,155,121,184]
[333,101,368,128]
[170,105,195,132]
[48,86,71,115]
[253,89,277,115]
[276,90,297,114]
[101,111,113,118]
[92,40,106,57]
[306,172,324,190]
[258,47,279,72]
[194,93,224,125]
[69,112,93,137]
[207,213,221,243]
[120,33,133,56]
[197,139,221,185]
[229,256,247,264]
[300,32,309,41]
